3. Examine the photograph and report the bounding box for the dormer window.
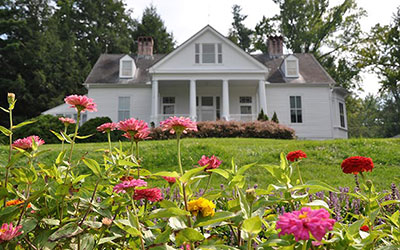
[283,55,299,78]
[195,43,222,64]
[119,55,136,78]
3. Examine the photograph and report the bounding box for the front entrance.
[197,96,220,121]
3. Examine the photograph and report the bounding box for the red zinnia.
[133,188,163,202]
[360,225,370,232]
[162,176,177,184]
[341,156,374,175]
[286,150,307,162]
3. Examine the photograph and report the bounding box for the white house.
[45,25,348,139]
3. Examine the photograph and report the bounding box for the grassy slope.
[1,138,399,190]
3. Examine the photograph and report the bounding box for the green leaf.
[280,152,288,170]
[208,168,230,179]
[83,220,102,229]
[80,234,95,250]
[304,200,331,210]
[82,158,102,177]
[153,171,180,178]
[291,180,339,193]
[0,106,9,113]
[20,217,38,235]
[194,211,236,227]
[347,219,365,236]
[0,187,9,199]
[148,207,190,219]
[41,218,60,226]
[238,189,250,219]
[98,236,121,245]
[154,227,171,244]
[159,200,179,208]
[168,217,187,230]
[175,228,205,246]
[0,125,11,136]
[75,134,94,139]
[242,216,262,235]
[48,222,83,242]
[114,219,141,236]
[12,120,36,129]
[60,131,73,143]
[181,166,207,183]
[5,151,23,168]
[118,159,139,167]
[50,130,65,142]
[237,163,256,176]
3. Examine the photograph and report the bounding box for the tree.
[357,6,400,134]
[228,5,253,52]
[257,109,269,121]
[255,0,366,90]
[271,112,279,123]
[134,5,175,54]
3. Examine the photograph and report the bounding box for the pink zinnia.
[162,176,177,184]
[198,155,222,171]
[117,118,148,135]
[64,95,97,113]
[12,135,45,150]
[160,116,198,135]
[97,122,118,133]
[122,129,151,142]
[113,179,147,194]
[0,223,23,243]
[276,207,335,241]
[133,188,163,202]
[59,117,76,125]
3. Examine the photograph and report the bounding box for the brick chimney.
[137,36,154,58]
[267,36,283,58]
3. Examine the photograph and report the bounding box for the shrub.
[78,117,124,142]
[271,111,279,123]
[257,108,269,121]
[12,115,70,144]
[149,120,295,140]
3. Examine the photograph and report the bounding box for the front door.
[197,96,220,121]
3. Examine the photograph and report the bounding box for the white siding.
[331,91,348,139]
[87,87,152,123]
[266,85,335,139]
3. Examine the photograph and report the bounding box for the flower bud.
[246,188,257,204]
[102,217,113,226]
[366,180,373,189]
[7,93,15,104]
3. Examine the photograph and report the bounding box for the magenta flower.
[59,117,76,125]
[12,135,45,150]
[198,155,222,171]
[97,122,118,133]
[133,188,163,202]
[160,116,198,135]
[162,176,177,184]
[117,118,149,136]
[0,223,23,243]
[276,207,335,241]
[65,95,97,113]
[113,179,147,194]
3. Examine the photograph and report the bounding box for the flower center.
[298,212,308,219]
[0,229,5,233]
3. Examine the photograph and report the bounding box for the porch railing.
[228,114,257,122]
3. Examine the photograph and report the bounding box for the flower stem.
[204,173,212,194]
[136,141,140,179]
[177,133,183,175]
[3,109,13,207]
[296,164,304,185]
[61,125,67,152]
[247,234,252,250]
[182,183,192,228]
[130,197,145,250]
[107,131,112,154]
[17,183,31,226]
[354,174,360,191]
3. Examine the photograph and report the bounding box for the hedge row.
[150,120,295,140]
[8,116,295,144]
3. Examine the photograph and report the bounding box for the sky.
[125,0,399,97]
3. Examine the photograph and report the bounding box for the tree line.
[1,0,399,137]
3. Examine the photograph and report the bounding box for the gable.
[150,26,268,73]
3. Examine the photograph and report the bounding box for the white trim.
[161,96,176,115]
[289,95,303,124]
[338,101,346,129]
[283,55,299,78]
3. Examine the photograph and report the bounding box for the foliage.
[257,109,269,121]
[227,5,253,52]
[133,5,175,54]
[150,120,294,140]
[357,6,400,135]
[271,111,279,124]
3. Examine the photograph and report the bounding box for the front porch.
[150,79,267,125]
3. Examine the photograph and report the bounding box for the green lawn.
[1,138,400,190]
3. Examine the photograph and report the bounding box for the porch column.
[258,80,267,114]
[151,79,159,124]
[222,79,230,120]
[189,79,197,121]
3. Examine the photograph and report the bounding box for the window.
[195,43,222,64]
[121,60,133,77]
[118,97,130,121]
[162,97,175,114]
[339,102,345,128]
[290,96,302,123]
[201,96,213,106]
[239,96,252,115]
[282,55,299,77]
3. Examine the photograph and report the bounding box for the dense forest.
[1,0,399,137]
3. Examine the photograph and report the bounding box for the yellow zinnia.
[188,197,215,217]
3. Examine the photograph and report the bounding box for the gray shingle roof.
[85,53,335,85]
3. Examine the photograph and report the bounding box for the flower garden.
[1,93,400,250]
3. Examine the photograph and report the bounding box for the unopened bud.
[102,217,113,226]
[7,93,15,105]
[366,180,373,189]
[246,188,257,203]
